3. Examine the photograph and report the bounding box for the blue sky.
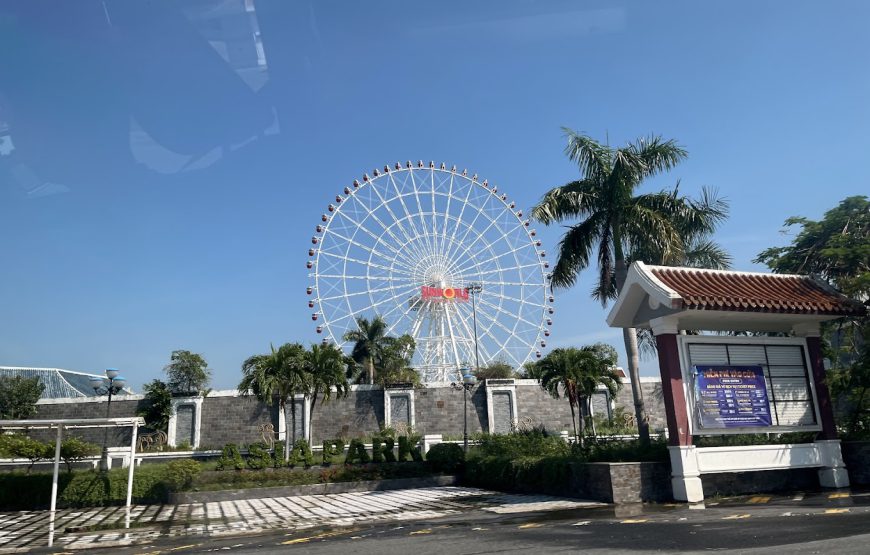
[1,1,868,390]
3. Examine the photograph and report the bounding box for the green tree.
[531,129,727,444]
[376,334,421,386]
[755,196,870,437]
[164,350,211,396]
[0,434,50,473]
[343,316,391,385]
[303,343,350,437]
[60,437,100,473]
[239,343,308,461]
[474,361,516,380]
[0,375,45,420]
[537,346,621,446]
[137,379,172,432]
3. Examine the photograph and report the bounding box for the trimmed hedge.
[0,465,171,510]
[426,443,464,473]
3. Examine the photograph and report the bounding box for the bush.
[426,443,464,473]
[581,438,668,463]
[0,434,52,472]
[246,442,273,470]
[475,429,569,458]
[59,466,169,507]
[288,439,315,468]
[163,459,202,491]
[60,437,100,473]
[321,439,345,465]
[464,454,572,495]
[216,444,245,471]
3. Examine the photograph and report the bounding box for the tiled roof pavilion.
[608,262,866,333]
[0,367,134,399]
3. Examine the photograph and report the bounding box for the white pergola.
[0,416,144,547]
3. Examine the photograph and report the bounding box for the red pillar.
[655,333,692,447]
[805,336,838,440]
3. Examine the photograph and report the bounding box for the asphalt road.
[75,491,870,555]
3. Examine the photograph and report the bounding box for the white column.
[815,439,850,488]
[48,423,63,548]
[668,445,705,503]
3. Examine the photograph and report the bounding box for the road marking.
[410,529,432,535]
[620,519,648,524]
[824,508,850,514]
[471,527,488,531]
[792,493,805,501]
[722,514,751,520]
[828,493,850,499]
[518,523,544,529]
[572,521,591,526]
[748,496,771,504]
[282,529,354,545]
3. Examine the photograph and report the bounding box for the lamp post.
[451,368,478,453]
[467,283,482,374]
[89,368,128,472]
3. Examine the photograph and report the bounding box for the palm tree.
[532,129,727,444]
[239,343,308,461]
[538,346,621,446]
[343,316,390,385]
[303,343,350,439]
[629,185,732,359]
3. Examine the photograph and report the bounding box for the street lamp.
[467,283,482,374]
[90,368,128,471]
[451,368,478,453]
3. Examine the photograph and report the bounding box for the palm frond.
[549,214,604,288]
[684,238,732,270]
[628,135,688,177]
[530,179,600,225]
[562,128,612,180]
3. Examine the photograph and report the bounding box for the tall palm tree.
[303,342,350,439]
[343,316,390,385]
[532,129,727,444]
[629,185,732,359]
[239,343,308,461]
[538,346,621,446]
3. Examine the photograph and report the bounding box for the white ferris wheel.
[308,161,554,384]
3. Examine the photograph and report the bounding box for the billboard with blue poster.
[694,365,772,428]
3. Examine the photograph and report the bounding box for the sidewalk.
[0,487,604,552]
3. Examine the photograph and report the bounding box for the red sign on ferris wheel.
[421,286,469,302]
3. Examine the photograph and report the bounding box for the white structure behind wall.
[277,395,311,443]
[384,387,416,430]
[167,396,203,448]
[485,380,518,434]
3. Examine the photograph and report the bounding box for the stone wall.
[30,396,143,447]
[29,379,669,448]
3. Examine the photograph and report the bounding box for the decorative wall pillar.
[277,395,311,444]
[383,387,416,430]
[167,396,203,449]
[485,382,518,434]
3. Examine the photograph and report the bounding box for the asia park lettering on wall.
[420,286,469,302]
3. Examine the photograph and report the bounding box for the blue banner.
[694,365,772,428]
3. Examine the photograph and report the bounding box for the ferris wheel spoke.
[443,303,464,370]
[381,289,425,335]
[452,302,496,365]
[475,294,540,332]
[407,169,437,260]
[327,281,420,329]
[450,238,533,278]
[435,172,456,263]
[324,226,416,273]
[316,283,401,303]
[386,172,428,256]
[356,182,431,265]
[319,251,413,276]
[327,208,419,271]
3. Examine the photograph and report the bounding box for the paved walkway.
[0,487,603,552]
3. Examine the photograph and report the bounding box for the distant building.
[0,367,134,399]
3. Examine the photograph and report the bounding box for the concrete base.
[668,446,704,503]
[815,440,850,489]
